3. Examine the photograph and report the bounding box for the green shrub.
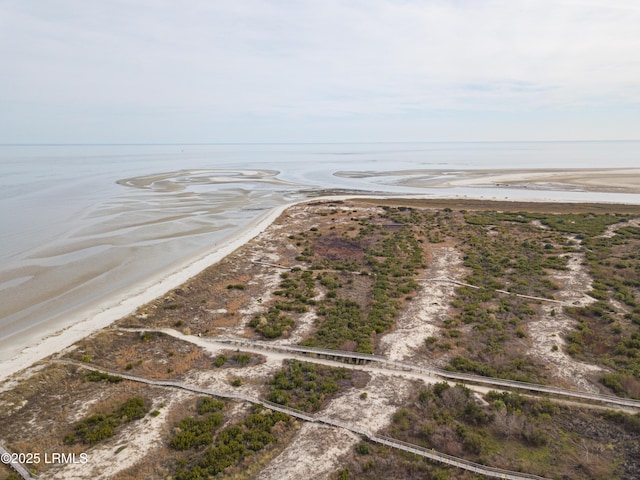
[173,407,290,479]
[599,374,627,395]
[69,396,148,445]
[170,413,223,450]
[197,397,225,415]
[356,442,371,455]
[118,397,147,421]
[86,371,123,383]
[268,360,352,412]
[231,353,251,367]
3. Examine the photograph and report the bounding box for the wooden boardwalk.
[65,360,550,480]
[0,443,36,479]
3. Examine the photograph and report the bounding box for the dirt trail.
[528,236,603,393]
[599,218,640,238]
[379,245,464,361]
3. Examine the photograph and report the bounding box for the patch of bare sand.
[272,311,317,345]
[48,391,188,480]
[378,246,464,361]
[320,373,416,435]
[528,247,603,393]
[186,356,284,399]
[530,220,549,230]
[257,373,415,480]
[599,218,640,238]
[256,423,359,480]
[530,305,602,394]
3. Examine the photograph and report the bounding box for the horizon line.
[2,139,640,147]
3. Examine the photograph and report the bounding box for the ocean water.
[1,141,639,362]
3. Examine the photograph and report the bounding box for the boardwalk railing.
[215,336,640,410]
[64,360,550,480]
[217,337,385,365]
[0,442,36,479]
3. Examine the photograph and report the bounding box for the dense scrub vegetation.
[562,222,640,398]
[332,446,480,480]
[267,360,363,412]
[64,396,148,445]
[248,205,640,392]
[250,206,427,353]
[85,370,123,383]
[169,400,294,480]
[411,209,640,388]
[212,352,259,368]
[409,209,574,382]
[375,383,639,480]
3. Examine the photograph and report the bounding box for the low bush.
[67,396,148,445]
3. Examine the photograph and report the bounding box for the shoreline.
[336,167,640,194]
[0,200,294,384]
[2,176,640,384]
[429,168,640,193]
[0,194,377,383]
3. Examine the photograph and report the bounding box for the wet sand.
[0,200,294,382]
[2,168,640,383]
[0,168,305,370]
[337,167,640,193]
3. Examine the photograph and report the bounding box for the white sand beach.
[2,168,640,384]
[0,194,378,383]
[0,200,293,383]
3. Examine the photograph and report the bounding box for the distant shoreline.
[336,167,640,194]
[2,167,640,384]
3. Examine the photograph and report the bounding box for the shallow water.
[1,142,639,361]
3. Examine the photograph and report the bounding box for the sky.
[1,0,639,144]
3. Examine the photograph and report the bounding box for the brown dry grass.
[68,330,210,379]
[0,361,161,477]
[4,198,640,479]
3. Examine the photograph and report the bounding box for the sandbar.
[337,168,640,194]
[2,167,640,383]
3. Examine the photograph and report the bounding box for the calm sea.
[1,141,639,361]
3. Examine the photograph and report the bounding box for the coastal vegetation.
[563,222,640,398]
[212,204,640,396]
[267,360,365,412]
[4,199,640,479]
[68,330,209,379]
[401,208,640,389]
[250,206,426,353]
[213,352,262,368]
[64,396,149,445]
[85,370,123,383]
[169,401,294,480]
[339,383,640,480]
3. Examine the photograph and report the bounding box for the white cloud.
[1,0,639,141]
